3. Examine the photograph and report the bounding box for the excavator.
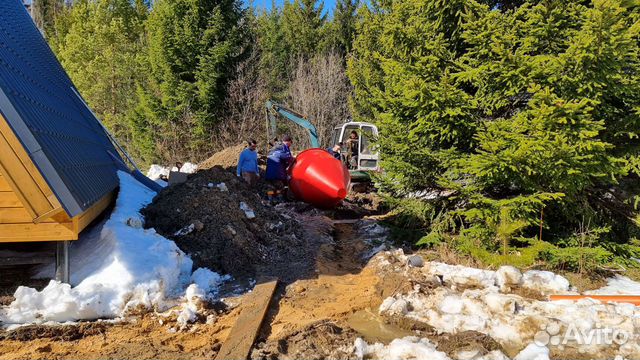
[264,100,380,208]
[264,100,380,180]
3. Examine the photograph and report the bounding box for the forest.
[33,0,640,272]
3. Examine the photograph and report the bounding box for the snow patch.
[0,171,227,325]
[521,270,570,294]
[513,343,549,360]
[587,276,640,295]
[147,164,170,181]
[354,337,450,360]
[190,268,231,298]
[179,162,198,174]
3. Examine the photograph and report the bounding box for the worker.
[265,135,293,201]
[345,130,359,169]
[326,143,342,160]
[237,139,260,187]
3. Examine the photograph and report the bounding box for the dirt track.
[0,220,392,360]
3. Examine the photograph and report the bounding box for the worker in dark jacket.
[326,143,342,160]
[237,139,259,187]
[265,135,293,200]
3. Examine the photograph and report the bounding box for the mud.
[142,166,332,282]
[0,322,110,342]
[252,320,358,360]
[436,331,504,358]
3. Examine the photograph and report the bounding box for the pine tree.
[134,0,245,163]
[53,0,147,157]
[331,0,359,54]
[256,5,290,97]
[32,0,66,35]
[348,0,640,261]
[281,0,326,58]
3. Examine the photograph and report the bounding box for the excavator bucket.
[289,149,351,208]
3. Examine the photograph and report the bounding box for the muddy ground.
[0,218,392,360]
[0,163,603,360]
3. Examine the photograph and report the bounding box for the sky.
[247,0,338,16]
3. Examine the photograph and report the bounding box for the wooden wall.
[0,114,116,243]
[0,173,77,242]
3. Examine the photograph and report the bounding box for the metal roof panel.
[0,0,123,217]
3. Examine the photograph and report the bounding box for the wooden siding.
[0,114,62,220]
[0,174,116,242]
[0,114,117,243]
[0,173,75,242]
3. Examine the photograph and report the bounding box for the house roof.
[0,0,123,217]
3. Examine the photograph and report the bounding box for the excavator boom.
[265,100,320,148]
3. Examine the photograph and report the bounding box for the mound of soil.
[198,144,246,170]
[142,166,334,282]
[251,320,358,360]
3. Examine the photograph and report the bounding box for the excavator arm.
[265,100,320,148]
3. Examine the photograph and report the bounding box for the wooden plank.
[0,116,60,206]
[0,115,61,218]
[0,207,56,223]
[33,206,65,224]
[0,136,47,218]
[72,190,115,234]
[0,223,77,243]
[0,191,22,208]
[215,278,278,360]
[0,174,11,192]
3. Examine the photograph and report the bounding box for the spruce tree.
[133,0,244,162]
[349,0,640,264]
[331,0,359,54]
[53,0,147,157]
[281,0,326,58]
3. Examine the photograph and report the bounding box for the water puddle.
[346,308,415,344]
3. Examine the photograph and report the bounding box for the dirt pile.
[252,320,358,360]
[142,166,334,282]
[198,144,246,170]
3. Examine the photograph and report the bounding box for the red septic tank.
[289,148,351,208]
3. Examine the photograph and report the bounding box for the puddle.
[346,308,414,344]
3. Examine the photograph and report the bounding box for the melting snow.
[0,171,227,326]
[375,250,640,359]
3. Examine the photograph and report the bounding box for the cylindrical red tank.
[289,148,351,208]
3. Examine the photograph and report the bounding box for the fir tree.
[281,0,326,58]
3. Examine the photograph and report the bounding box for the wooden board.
[0,223,76,242]
[215,278,278,360]
[0,174,11,192]
[0,207,56,223]
[0,114,61,219]
[0,191,22,208]
[72,190,115,234]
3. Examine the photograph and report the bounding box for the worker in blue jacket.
[237,139,260,187]
[265,135,293,199]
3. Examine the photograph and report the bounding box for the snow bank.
[0,171,226,325]
[354,337,451,360]
[376,251,640,359]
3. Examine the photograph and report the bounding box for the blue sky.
[247,0,338,16]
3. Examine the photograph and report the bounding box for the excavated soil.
[198,144,247,170]
[142,166,333,282]
[252,320,359,360]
